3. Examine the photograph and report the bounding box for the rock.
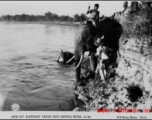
[135,71,143,81]
[73,94,86,107]
[73,107,86,111]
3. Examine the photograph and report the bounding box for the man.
[94,35,113,82]
[86,4,100,27]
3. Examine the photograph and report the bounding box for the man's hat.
[94,35,105,46]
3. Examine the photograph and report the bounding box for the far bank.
[0,21,80,27]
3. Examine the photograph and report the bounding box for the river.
[0,22,78,111]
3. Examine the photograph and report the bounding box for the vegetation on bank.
[0,12,87,23]
[74,2,152,112]
[122,6,152,39]
[121,5,152,56]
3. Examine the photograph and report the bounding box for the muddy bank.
[73,6,152,112]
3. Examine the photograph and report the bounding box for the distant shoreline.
[0,21,80,27]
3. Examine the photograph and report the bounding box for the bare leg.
[103,69,107,79]
[92,20,98,28]
[95,63,99,74]
[99,61,106,81]
[99,69,106,81]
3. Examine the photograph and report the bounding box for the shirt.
[87,9,100,20]
[96,45,113,60]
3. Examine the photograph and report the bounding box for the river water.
[0,22,78,111]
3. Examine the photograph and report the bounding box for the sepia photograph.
[0,1,152,118]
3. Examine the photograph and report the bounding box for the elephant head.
[74,24,99,81]
[57,49,74,64]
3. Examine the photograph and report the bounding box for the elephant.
[56,49,75,64]
[69,17,122,81]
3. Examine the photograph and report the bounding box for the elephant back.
[98,17,122,52]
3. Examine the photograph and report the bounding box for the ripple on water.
[1,53,75,111]
[0,23,76,111]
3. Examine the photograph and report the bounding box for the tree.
[0,12,86,22]
[73,14,80,22]
[79,13,87,22]
[20,14,27,21]
[44,12,54,21]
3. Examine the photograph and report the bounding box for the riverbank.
[73,7,152,112]
[0,21,80,27]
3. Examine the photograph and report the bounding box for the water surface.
[0,22,78,111]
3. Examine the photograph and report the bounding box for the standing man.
[86,3,100,27]
[94,35,113,82]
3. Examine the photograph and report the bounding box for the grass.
[122,7,152,40]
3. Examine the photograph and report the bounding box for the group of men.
[84,1,152,82]
[85,3,113,82]
[94,35,113,82]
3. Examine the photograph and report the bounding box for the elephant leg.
[89,52,97,72]
[75,59,81,82]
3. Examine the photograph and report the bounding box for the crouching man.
[94,35,113,82]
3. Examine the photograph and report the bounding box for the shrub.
[122,7,152,39]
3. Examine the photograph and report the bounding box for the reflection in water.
[0,22,78,111]
[0,87,8,111]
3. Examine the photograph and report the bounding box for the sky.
[0,1,128,17]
